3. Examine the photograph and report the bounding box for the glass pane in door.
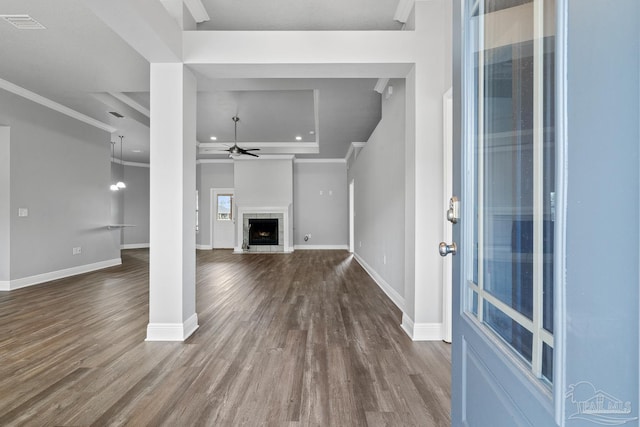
[466,0,555,380]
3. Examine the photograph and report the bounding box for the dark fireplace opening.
[248,218,279,246]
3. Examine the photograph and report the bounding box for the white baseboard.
[146,313,199,341]
[120,243,149,250]
[196,245,213,250]
[353,253,406,312]
[401,314,443,341]
[3,258,122,291]
[294,244,349,250]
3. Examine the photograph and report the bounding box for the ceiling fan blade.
[243,148,260,151]
[243,151,259,158]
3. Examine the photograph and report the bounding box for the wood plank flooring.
[0,249,451,426]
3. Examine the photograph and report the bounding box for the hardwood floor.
[0,249,451,426]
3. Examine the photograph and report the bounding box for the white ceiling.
[0,0,402,162]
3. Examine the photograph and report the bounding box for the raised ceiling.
[196,0,403,31]
[0,0,405,162]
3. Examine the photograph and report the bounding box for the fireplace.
[235,206,291,254]
[248,218,279,246]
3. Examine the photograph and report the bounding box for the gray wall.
[196,161,234,247]
[122,164,150,246]
[348,79,406,300]
[0,127,9,282]
[0,89,120,281]
[234,159,293,207]
[293,161,348,247]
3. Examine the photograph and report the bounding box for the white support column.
[146,64,198,341]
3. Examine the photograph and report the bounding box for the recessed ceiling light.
[295,136,302,141]
[210,136,217,141]
[309,130,315,135]
[132,149,142,153]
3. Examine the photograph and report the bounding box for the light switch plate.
[18,208,28,217]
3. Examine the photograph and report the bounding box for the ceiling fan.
[220,116,260,158]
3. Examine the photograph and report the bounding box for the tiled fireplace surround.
[234,206,292,253]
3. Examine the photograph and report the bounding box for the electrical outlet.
[359,241,362,248]
[72,247,81,255]
[383,254,387,264]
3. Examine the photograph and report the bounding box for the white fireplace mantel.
[234,205,292,253]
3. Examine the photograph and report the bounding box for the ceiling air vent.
[0,15,46,30]
[108,111,125,119]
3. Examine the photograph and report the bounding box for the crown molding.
[123,160,150,168]
[345,143,355,161]
[394,0,415,23]
[111,158,150,168]
[108,92,150,117]
[0,78,116,133]
[232,154,295,161]
[197,159,233,164]
[199,141,319,155]
[294,158,346,164]
[345,141,367,162]
[183,0,210,23]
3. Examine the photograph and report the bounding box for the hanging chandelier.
[110,135,126,191]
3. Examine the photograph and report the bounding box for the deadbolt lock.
[447,196,460,224]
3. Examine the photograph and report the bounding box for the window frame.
[216,193,233,221]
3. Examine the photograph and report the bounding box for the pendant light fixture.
[110,140,118,191]
[115,135,126,189]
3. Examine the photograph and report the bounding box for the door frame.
[442,87,453,343]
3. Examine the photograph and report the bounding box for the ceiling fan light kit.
[220,116,260,158]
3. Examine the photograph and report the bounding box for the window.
[465,0,555,384]
[217,194,233,221]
